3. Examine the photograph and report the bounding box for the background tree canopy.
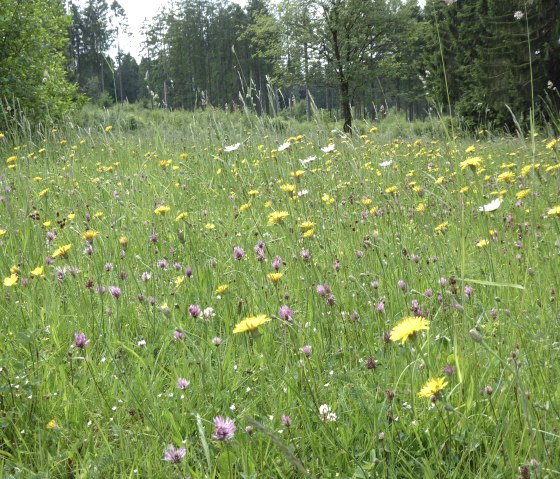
[1,0,559,132]
[0,0,78,129]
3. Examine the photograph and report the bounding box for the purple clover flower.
[163,444,186,463]
[212,416,236,442]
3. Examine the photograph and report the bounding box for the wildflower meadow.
[0,109,559,477]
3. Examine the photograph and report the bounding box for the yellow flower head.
[83,230,98,241]
[497,171,515,183]
[104,125,113,133]
[0,229,6,237]
[280,183,296,194]
[267,272,283,283]
[302,229,314,238]
[547,205,560,217]
[460,156,482,170]
[233,314,271,334]
[52,244,72,258]
[31,266,44,277]
[390,316,430,344]
[3,274,18,287]
[546,138,557,149]
[46,419,60,430]
[175,212,188,221]
[476,239,489,248]
[215,284,229,295]
[239,203,251,213]
[205,223,215,230]
[290,170,305,179]
[385,186,398,194]
[516,189,530,200]
[418,377,448,399]
[119,235,129,247]
[299,221,315,230]
[267,211,289,225]
[434,221,449,233]
[154,205,171,215]
[38,188,49,198]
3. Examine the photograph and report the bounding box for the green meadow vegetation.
[0,106,559,477]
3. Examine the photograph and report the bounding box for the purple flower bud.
[300,249,311,262]
[301,345,312,357]
[188,304,201,318]
[279,305,293,322]
[72,332,90,349]
[233,246,245,260]
[272,256,282,271]
[281,415,292,427]
[177,378,190,390]
[109,286,121,298]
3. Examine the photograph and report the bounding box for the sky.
[75,0,247,60]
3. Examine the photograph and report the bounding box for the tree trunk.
[340,78,352,133]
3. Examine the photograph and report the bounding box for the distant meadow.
[0,108,559,477]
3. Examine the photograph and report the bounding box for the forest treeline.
[1,0,559,131]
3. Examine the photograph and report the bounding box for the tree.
[0,0,78,128]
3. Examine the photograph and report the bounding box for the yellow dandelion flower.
[546,138,557,149]
[385,186,398,194]
[94,212,103,219]
[322,194,335,205]
[547,205,560,216]
[497,171,515,183]
[46,419,59,430]
[175,212,188,221]
[175,276,185,286]
[299,221,315,230]
[267,272,283,283]
[516,189,530,200]
[418,377,448,399]
[159,159,172,168]
[291,170,305,179]
[43,221,52,228]
[233,314,271,334]
[104,125,113,132]
[390,316,430,344]
[3,274,18,287]
[154,205,171,215]
[476,239,489,248]
[119,236,129,247]
[179,153,188,159]
[264,200,272,208]
[267,211,289,225]
[361,197,372,206]
[82,230,98,241]
[248,189,259,196]
[435,176,444,185]
[6,156,17,165]
[52,244,72,258]
[205,223,215,230]
[239,203,251,213]
[302,229,314,238]
[280,183,296,194]
[465,145,476,153]
[460,186,469,194]
[38,188,49,197]
[460,156,482,170]
[416,203,426,213]
[434,221,449,233]
[67,213,76,220]
[215,284,229,295]
[0,229,6,237]
[30,266,44,277]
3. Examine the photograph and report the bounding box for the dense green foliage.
[0,106,559,476]
[0,0,78,129]
[423,0,560,129]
